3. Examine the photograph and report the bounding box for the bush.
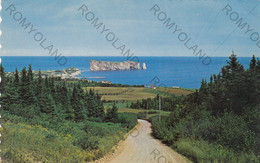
[9,104,40,120]
[76,135,99,150]
[151,108,260,162]
[87,117,103,122]
[105,104,118,123]
[151,118,172,141]
[136,112,146,119]
[118,113,137,129]
[208,112,256,152]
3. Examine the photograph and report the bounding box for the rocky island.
[90,60,147,71]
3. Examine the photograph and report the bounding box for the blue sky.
[1,0,260,57]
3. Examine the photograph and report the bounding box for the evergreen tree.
[249,55,256,72]
[256,59,260,73]
[19,67,27,101]
[14,68,19,87]
[199,79,208,102]
[223,53,245,114]
[45,76,49,88]
[39,93,56,115]
[28,64,33,83]
[19,66,37,106]
[36,70,43,96]
[59,81,74,120]
[0,64,6,93]
[106,103,118,123]
[71,86,86,122]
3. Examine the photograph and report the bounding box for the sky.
[1,0,260,57]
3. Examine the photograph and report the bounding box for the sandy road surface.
[92,119,190,163]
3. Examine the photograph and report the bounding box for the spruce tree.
[19,66,37,106]
[224,53,245,114]
[256,59,260,73]
[19,67,27,101]
[39,93,56,114]
[14,68,19,87]
[249,55,256,72]
[71,86,86,122]
[28,64,33,83]
[106,103,118,123]
[37,70,43,96]
[0,64,6,93]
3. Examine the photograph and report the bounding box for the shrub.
[136,112,146,119]
[208,112,256,152]
[105,104,118,123]
[76,135,99,150]
[118,113,137,129]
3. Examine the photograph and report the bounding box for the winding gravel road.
[92,119,190,163]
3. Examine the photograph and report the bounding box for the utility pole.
[146,103,148,119]
[159,95,161,121]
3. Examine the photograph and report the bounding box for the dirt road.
[92,119,190,163]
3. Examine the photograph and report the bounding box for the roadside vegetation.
[0,65,137,162]
[150,54,260,162]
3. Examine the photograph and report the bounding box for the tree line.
[149,54,260,161]
[130,95,185,111]
[0,65,105,122]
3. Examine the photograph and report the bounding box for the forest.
[150,54,260,162]
[0,64,137,162]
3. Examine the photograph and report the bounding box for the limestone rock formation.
[90,60,143,71]
[142,63,147,70]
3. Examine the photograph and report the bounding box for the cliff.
[90,60,141,71]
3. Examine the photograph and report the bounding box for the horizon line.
[0,55,254,58]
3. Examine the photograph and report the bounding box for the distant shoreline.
[85,77,106,79]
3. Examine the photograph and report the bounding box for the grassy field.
[85,86,193,119]
[104,102,171,119]
[84,87,193,101]
[84,86,193,120]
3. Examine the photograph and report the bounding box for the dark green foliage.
[130,95,184,111]
[86,90,105,119]
[250,55,257,71]
[76,134,99,150]
[36,69,43,96]
[1,65,138,162]
[136,112,146,119]
[105,103,118,123]
[0,64,6,93]
[117,113,138,129]
[151,53,260,162]
[0,65,105,122]
[14,68,19,87]
[71,86,86,122]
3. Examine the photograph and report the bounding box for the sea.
[1,56,252,89]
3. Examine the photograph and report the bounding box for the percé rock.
[90,60,141,71]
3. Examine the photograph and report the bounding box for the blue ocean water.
[1,56,252,88]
